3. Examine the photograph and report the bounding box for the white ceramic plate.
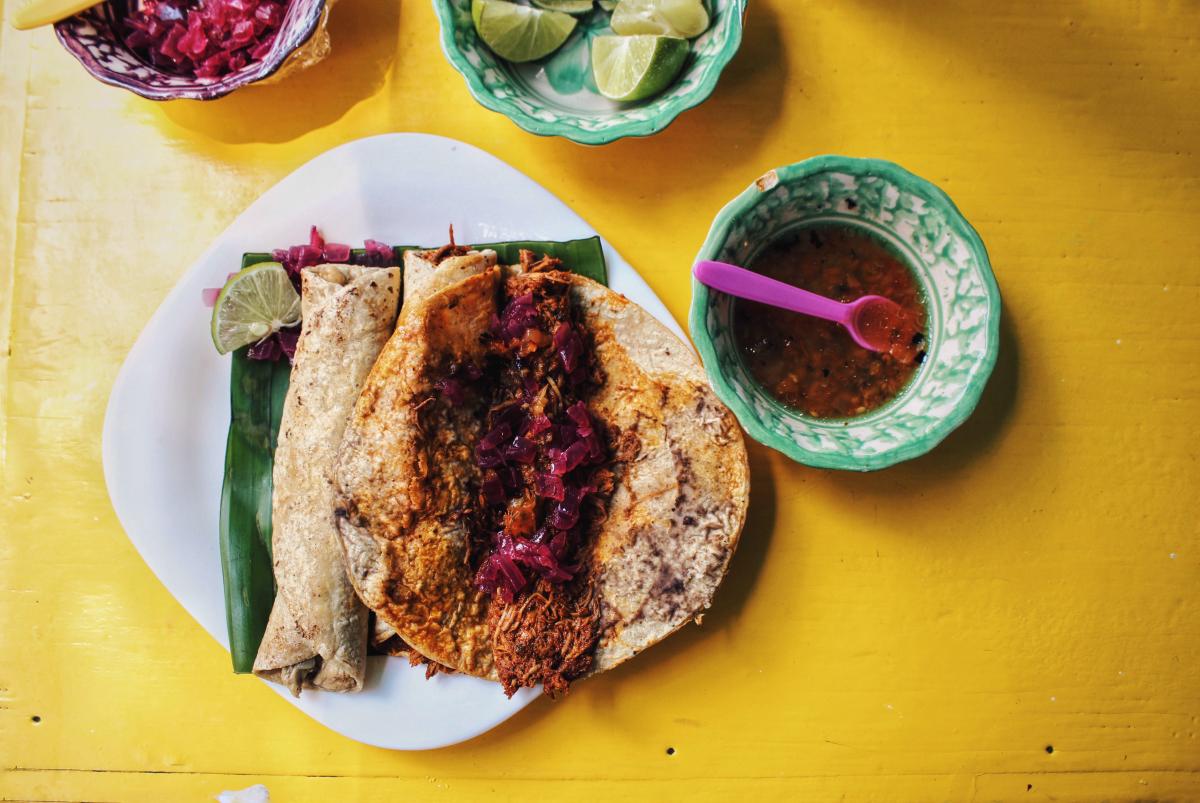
[101,133,684,750]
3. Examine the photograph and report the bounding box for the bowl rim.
[688,154,1003,471]
[53,0,326,102]
[431,0,746,146]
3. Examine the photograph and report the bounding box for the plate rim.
[101,132,687,749]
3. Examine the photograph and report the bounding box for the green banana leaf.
[218,236,607,672]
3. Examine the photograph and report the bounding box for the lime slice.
[471,0,578,63]
[610,0,709,38]
[591,34,688,101]
[532,0,594,14]
[211,262,302,355]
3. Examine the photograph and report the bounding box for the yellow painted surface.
[1,0,1198,800]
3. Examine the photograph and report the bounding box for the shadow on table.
[459,323,1019,748]
[818,311,1022,508]
[155,0,398,144]
[471,440,779,744]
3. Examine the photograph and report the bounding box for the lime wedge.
[532,0,594,14]
[211,262,301,355]
[591,34,688,101]
[472,0,578,63]
[610,0,709,38]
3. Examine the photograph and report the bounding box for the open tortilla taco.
[333,247,749,696]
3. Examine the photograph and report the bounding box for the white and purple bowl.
[55,0,326,101]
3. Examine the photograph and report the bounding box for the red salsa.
[734,224,927,419]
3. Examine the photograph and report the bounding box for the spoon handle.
[693,260,853,325]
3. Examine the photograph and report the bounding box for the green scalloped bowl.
[689,156,1002,471]
[432,0,746,145]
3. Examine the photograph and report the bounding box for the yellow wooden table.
[2,1,1198,800]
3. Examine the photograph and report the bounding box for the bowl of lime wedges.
[433,0,746,145]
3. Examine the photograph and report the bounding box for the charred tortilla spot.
[615,428,641,463]
[663,578,685,595]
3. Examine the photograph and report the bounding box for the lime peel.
[211,262,302,355]
[591,34,689,101]
[472,0,578,63]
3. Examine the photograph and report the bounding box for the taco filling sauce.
[449,251,612,696]
[734,224,928,419]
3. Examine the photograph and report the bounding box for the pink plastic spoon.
[693,259,910,355]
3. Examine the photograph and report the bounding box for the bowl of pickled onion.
[54,0,328,101]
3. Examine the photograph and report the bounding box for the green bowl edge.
[431,0,747,146]
[688,154,1004,471]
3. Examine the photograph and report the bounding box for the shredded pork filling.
[488,578,600,698]
[459,253,613,696]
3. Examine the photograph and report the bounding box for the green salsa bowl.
[689,156,1002,471]
[432,0,746,145]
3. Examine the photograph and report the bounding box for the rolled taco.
[253,264,401,695]
[334,249,748,696]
